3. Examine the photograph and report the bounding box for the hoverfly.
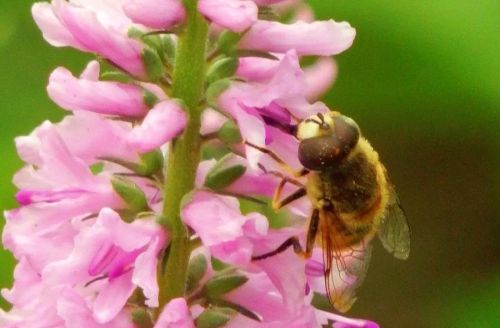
[250,111,410,312]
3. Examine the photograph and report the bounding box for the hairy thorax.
[306,138,388,236]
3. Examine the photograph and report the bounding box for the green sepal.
[217,31,242,55]
[210,299,261,322]
[131,308,153,328]
[142,46,165,81]
[143,89,158,108]
[195,307,237,328]
[138,150,164,175]
[111,176,150,213]
[211,257,231,272]
[217,121,242,145]
[204,271,248,299]
[206,78,231,109]
[158,35,176,66]
[204,154,246,191]
[206,57,238,85]
[101,150,163,176]
[100,70,133,83]
[186,253,208,294]
[90,162,104,175]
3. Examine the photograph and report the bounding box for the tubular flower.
[2,0,379,327]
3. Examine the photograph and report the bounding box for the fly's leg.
[245,141,309,178]
[272,182,306,210]
[252,209,320,261]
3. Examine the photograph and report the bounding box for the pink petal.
[198,0,258,33]
[47,65,147,117]
[127,100,187,152]
[200,108,228,136]
[92,270,135,323]
[182,192,244,246]
[132,237,162,307]
[239,19,356,56]
[32,2,79,48]
[304,57,337,101]
[154,298,195,328]
[58,288,135,328]
[123,0,185,30]
[236,57,280,82]
[55,0,145,77]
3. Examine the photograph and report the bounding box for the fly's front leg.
[252,209,320,261]
[245,141,309,178]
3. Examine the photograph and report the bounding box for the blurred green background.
[0,0,498,327]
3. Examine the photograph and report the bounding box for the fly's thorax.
[308,138,389,230]
[297,112,360,171]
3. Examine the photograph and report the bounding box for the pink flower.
[47,61,149,117]
[123,0,185,30]
[239,19,356,56]
[43,208,165,322]
[32,0,146,77]
[198,0,258,33]
[219,51,327,167]
[182,191,268,265]
[127,100,188,152]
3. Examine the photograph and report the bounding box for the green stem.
[158,0,208,309]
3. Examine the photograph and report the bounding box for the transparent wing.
[320,209,374,313]
[377,179,411,260]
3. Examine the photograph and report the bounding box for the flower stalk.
[158,0,208,309]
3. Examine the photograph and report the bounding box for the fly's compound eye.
[298,136,348,170]
[333,115,360,151]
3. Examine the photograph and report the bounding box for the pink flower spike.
[127,100,187,153]
[123,0,185,30]
[47,62,148,117]
[239,19,356,56]
[198,0,258,33]
[154,298,195,328]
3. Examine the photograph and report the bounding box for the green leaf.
[217,121,242,145]
[195,307,236,328]
[111,176,149,213]
[206,57,238,85]
[204,272,248,299]
[142,46,165,81]
[186,253,208,294]
[206,78,231,109]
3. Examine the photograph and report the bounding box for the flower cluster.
[1,0,377,327]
